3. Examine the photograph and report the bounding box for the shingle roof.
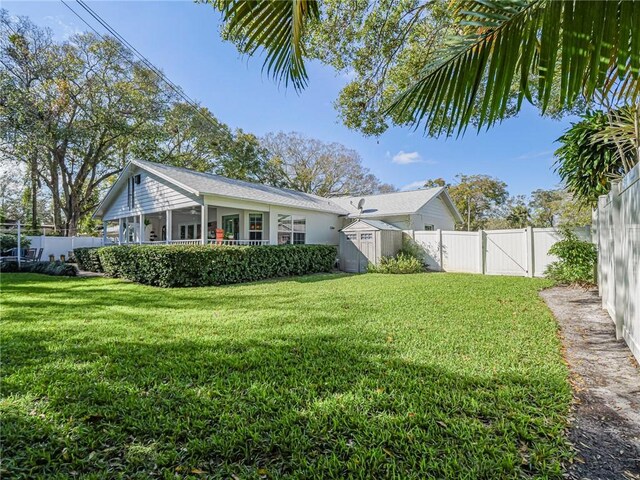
[342,219,402,231]
[330,188,444,218]
[132,159,349,214]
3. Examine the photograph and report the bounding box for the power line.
[59,0,228,137]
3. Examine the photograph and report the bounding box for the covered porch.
[103,204,272,246]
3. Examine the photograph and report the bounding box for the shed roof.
[341,219,402,232]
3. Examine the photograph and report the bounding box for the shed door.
[342,233,361,273]
[358,232,376,271]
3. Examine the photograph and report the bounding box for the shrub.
[545,229,597,285]
[0,260,78,276]
[74,247,103,272]
[368,252,425,274]
[93,244,337,287]
[0,233,31,253]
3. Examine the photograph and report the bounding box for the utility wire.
[59,0,228,137]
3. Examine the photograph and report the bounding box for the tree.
[1,13,174,235]
[1,12,272,235]
[149,102,272,182]
[425,174,508,231]
[554,110,631,206]
[210,1,639,136]
[260,131,395,196]
[529,189,590,227]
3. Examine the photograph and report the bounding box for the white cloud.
[43,15,82,40]
[392,150,422,165]
[514,149,554,160]
[391,150,437,165]
[400,180,428,191]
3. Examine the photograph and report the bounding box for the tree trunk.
[65,192,82,237]
[49,163,63,233]
[30,151,38,232]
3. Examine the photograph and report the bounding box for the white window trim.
[277,214,306,244]
[248,212,264,240]
[178,222,199,240]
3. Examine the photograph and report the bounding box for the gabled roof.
[341,219,401,231]
[95,159,349,216]
[330,188,463,222]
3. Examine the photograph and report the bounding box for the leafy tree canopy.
[210,0,639,137]
[260,131,396,197]
[0,11,275,234]
[554,109,635,206]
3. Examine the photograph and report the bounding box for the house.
[93,159,462,245]
[331,189,462,231]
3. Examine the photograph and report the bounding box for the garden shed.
[339,219,403,273]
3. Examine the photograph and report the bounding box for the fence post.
[436,229,443,271]
[17,221,21,270]
[526,226,534,277]
[611,181,625,339]
[477,230,484,274]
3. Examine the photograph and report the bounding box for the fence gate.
[484,229,529,276]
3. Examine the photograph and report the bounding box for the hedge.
[75,244,337,287]
[74,247,103,272]
[0,260,77,276]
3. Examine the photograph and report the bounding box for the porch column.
[139,213,144,244]
[268,208,278,245]
[102,221,108,245]
[201,204,208,245]
[118,218,124,245]
[166,209,172,244]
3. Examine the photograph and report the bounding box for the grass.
[1,272,571,479]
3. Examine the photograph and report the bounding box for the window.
[360,233,373,240]
[424,224,435,231]
[277,214,291,245]
[278,214,306,244]
[249,213,263,241]
[179,223,198,240]
[293,217,306,244]
[346,233,357,241]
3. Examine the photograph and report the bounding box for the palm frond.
[390,0,640,136]
[217,0,319,91]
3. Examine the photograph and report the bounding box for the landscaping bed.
[1,273,571,478]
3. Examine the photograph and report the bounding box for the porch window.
[249,213,263,241]
[179,223,198,240]
[277,214,306,244]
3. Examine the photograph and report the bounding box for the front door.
[222,214,240,240]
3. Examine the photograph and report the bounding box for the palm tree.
[214,0,639,135]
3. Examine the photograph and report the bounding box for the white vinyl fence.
[26,235,104,261]
[405,226,591,278]
[592,163,640,363]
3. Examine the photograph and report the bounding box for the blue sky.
[5,1,577,196]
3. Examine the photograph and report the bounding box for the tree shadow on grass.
[2,328,571,479]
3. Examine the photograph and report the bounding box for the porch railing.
[207,239,270,246]
[121,239,271,246]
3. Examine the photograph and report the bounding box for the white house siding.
[412,196,456,230]
[103,169,200,221]
[267,206,340,245]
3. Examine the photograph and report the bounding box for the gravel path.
[541,287,640,480]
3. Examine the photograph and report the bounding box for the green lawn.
[1,273,571,479]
